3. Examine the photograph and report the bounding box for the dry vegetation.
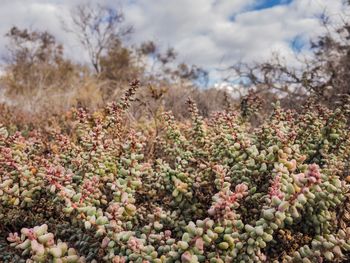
[1,3,350,263]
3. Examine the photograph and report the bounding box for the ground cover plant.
[0,81,350,262]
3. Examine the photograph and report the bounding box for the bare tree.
[62,3,133,74]
[229,10,350,110]
[137,41,208,86]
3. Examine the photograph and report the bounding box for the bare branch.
[61,3,133,74]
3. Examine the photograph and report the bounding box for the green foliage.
[1,83,350,262]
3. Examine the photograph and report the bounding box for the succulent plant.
[1,82,350,262]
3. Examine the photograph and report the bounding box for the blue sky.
[0,0,348,83]
[254,0,293,10]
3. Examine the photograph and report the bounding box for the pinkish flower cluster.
[208,183,248,220]
[269,175,284,199]
[305,163,322,184]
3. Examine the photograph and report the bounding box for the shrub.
[0,81,350,262]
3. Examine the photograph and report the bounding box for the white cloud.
[0,0,348,83]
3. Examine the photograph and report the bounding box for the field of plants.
[0,81,349,262]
